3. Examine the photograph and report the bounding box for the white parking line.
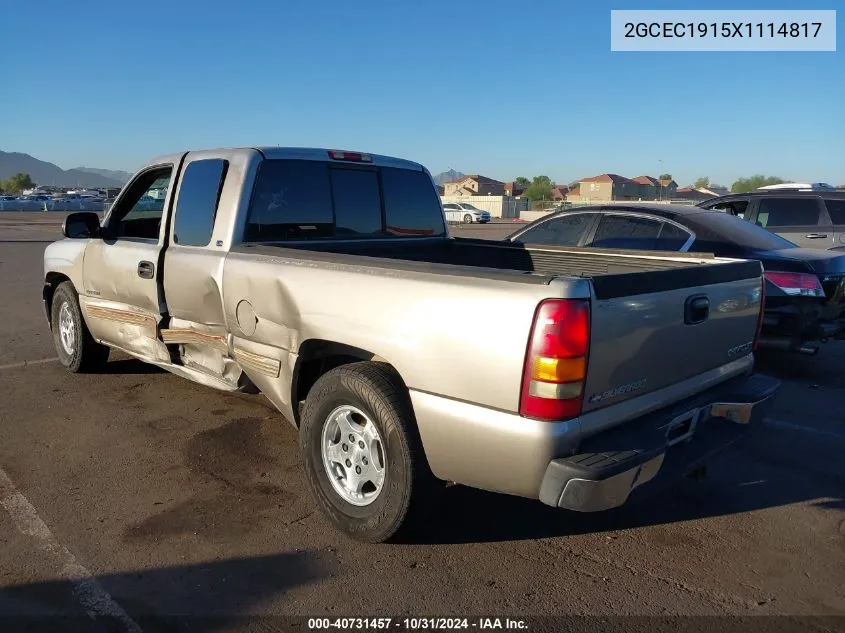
[0,466,142,632]
[0,357,59,371]
[763,417,845,441]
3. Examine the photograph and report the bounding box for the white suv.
[442,202,491,224]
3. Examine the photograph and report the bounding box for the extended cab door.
[81,160,181,361]
[159,151,253,386]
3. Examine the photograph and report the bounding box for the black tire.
[50,281,110,373]
[462,214,473,224]
[299,361,440,543]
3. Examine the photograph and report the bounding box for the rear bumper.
[537,372,780,511]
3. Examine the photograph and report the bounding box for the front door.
[81,162,179,360]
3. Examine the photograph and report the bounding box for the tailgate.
[580,260,763,414]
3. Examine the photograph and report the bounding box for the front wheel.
[299,362,440,543]
[462,214,473,224]
[50,282,110,373]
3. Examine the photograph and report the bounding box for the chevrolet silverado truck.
[43,147,780,543]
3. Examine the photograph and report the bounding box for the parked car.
[508,204,845,355]
[442,202,491,223]
[697,189,845,250]
[43,147,778,542]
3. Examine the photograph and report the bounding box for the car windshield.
[685,211,798,251]
[459,204,481,210]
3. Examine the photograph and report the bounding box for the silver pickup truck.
[43,147,780,542]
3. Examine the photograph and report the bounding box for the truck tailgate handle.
[684,294,709,325]
[137,261,155,279]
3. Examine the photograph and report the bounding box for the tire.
[462,214,473,224]
[50,281,110,373]
[299,361,440,543]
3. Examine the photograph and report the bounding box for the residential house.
[436,184,445,196]
[659,178,678,199]
[675,187,714,202]
[443,174,506,196]
[503,181,528,197]
[571,174,640,201]
[550,184,569,201]
[631,176,660,200]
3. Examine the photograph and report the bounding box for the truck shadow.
[0,550,332,632]
[409,427,845,545]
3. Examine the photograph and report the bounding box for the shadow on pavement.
[0,550,332,632]
[405,427,845,545]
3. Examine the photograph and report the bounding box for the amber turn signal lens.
[531,356,586,383]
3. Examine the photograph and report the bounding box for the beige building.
[443,175,506,196]
[567,174,639,201]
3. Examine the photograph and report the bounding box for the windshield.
[685,210,798,251]
[458,204,481,211]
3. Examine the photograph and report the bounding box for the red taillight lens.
[519,299,590,422]
[327,150,373,163]
[753,276,765,352]
[763,271,824,297]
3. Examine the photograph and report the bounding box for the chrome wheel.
[321,405,386,506]
[463,214,473,224]
[58,302,76,355]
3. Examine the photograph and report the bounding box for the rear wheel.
[462,214,473,224]
[50,282,109,373]
[299,362,440,543]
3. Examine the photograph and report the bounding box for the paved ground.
[0,213,843,631]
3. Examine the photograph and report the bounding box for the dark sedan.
[507,204,845,355]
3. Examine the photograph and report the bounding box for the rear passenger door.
[823,198,845,249]
[749,196,832,248]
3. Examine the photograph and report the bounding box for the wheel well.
[43,273,72,327]
[291,340,396,425]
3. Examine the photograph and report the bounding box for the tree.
[730,175,787,193]
[1,173,35,193]
[524,175,555,202]
[515,176,530,187]
[694,176,710,189]
[659,173,673,181]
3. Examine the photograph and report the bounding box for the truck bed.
[233,236,759,299]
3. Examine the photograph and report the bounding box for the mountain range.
[432,169,465,185]
[0,151,132,188]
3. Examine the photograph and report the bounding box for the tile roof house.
[443,175,506,196]
[503,181,528,196]
[571,173,640,201]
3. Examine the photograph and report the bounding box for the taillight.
[753,276,765,351]
[763,271,824,297]
[327,150,373,163]
[519,299,590,421]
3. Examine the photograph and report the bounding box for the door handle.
[684,294,710,325]
[137,261,155,279]
[805,233,828,239]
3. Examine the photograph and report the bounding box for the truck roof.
[139,147,426,173]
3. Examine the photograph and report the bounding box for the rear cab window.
[244,160,446,241]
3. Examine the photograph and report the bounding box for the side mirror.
[63,212,101,239]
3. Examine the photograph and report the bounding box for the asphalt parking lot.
[0,213,843,630]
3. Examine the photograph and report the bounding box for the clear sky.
[2,0,842,187]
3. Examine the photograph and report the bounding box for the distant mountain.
[0,151,126,188]
[432,169,465,185]
[72,167,132,184]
